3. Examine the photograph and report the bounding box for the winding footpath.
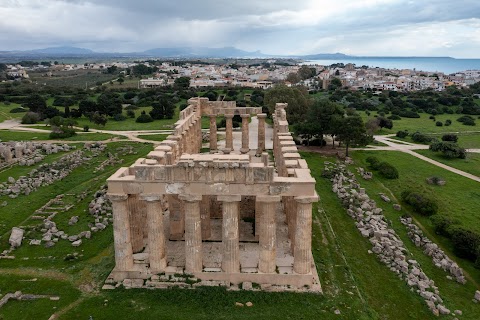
[366,135,480,183]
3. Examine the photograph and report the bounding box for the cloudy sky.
[1,0,480,58]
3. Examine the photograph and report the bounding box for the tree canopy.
[264,84,311,124]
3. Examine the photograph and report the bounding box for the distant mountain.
[300,52,351,59]
[26,46,95,55]
[142,46,264,58]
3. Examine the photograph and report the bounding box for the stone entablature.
[106,98,320,292]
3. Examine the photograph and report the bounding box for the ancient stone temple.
[106,97,320,291]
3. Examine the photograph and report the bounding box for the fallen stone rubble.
[326,161,454,316]
[400,216,466,284]
[0,142,72,167]
[0,150,87,198]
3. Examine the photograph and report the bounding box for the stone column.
[293,196,316,274]
[209,114,217,152]
[225,114,234,152]
[257,195,280,273]
[219,195,241,273]
[3,147,12,163]
[180,194,203,273]
[127,194,147,253]
[240,114,250,154]
[256,113,267,155]
[201,196,211,239]
[141,194,167,273]
[109,194,133,272]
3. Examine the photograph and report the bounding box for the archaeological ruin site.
[106,98,320,291]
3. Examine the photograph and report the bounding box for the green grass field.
[136,134,168,141]
[415,149,480,177]
[359,111,480,134]
[0,130,118,142]
[391,132,480,149]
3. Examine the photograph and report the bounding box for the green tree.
[295,99,344,147]
[297,65,317,80]
[174,77,191,89]
[264,84,311,124]
[328,78,342,91]
[22,94,47,113]
[337,114,370,156]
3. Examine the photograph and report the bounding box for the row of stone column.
[109,193,316,275]
[208,114,266,155]
[181,116,202,155]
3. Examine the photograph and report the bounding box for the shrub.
[9,107,28,113]
[429,141,466,159]
[83,125,89,132]
[457,115,476,126]
[398,110,420,118]
[387,114,401,120]
[125,104,139,110]
[445,119,452,126]
[113,113,127,121]
[401,190,438,216]
[441,134,458,143]
[411,132,433,143]
[136,111,154,123]
[21,112,40,124]
[377,162,399,179]
[49,126,76,139]
[366,156,380,169]
[429,115,436,120]
[431,215,457,237]
[126,110,135,118]
[435,121,443,126]
[450,227,480,261]
[396,130,409,138]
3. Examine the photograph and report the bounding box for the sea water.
[303,57,480,74]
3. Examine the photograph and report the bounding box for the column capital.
[240,114,250,119]
[256,195,281,203]
[208,114,217,118]
[107,193,128,202]
[140,194,162,202]
[217,195,241,202]
[225,114,234,119]
[294,194,319,204]
[179,194,203,202]
[275,103,288,110]
[257,113,267,119]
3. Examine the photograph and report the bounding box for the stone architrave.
[293,196,317,274]
[209,114,217,152]
[240,114,250,154]
[256,113,267,155]
[109,194,134,272]
[141,194,167,273]
[218,195,241,273]
[257,195,280,273]
[225,114,234,152]
[180,194,203,273]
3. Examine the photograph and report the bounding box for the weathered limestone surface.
[106,99,319,291]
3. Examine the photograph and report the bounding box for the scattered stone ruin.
[106,97,320,291]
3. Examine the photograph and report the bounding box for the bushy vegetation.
[441,134,458,142]
[457,115,476,126]
[429,141,466,159]
[396,130,409,138]
[411,132,433,143]
[136,110,154,123]
[401,190,438,216]
[365,156,399,179]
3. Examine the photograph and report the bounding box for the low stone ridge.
[400,216,466,284]
[0,150,86,198]
[0,142,72,168]
[326,161,453,315]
